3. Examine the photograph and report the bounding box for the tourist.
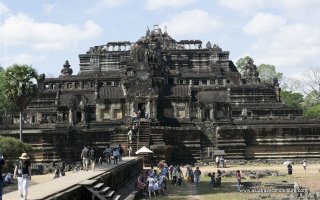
[118,144,123,161]
[169,165,173,180]
[287,163,293,178]
[302,160,307,173]
[53,169,60,179]
[136,174,146,192]
[177,168,183,186]
[81,146,90,171]
[103,144,112,165]
[113,147,120,164]
[172,166,177,185]
[216,169,222,186]
[215,156,219,168]
[153,179,159,196]
[0,154,5,199]
[210,172,215,187]
[60,161,65,176]
[13,152,31,200]
[147,175,156,198]
[89,147,96,171]
[236,170,241,192]
[128,129,133,143]
[186,167,193,186]
[194,166,201,187]
[128,146,132,157]
[220,156,225,168]
[158,173,166,195]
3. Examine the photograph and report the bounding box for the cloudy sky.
[0,0,319,79]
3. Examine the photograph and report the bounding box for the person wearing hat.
[13,152,31,200]
[0,154,5,200]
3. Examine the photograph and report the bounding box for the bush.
[0,136,33,162]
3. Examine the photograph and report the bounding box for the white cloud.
[243,13,286,36]
[0,2,9,15]
[243,19,320,76]
[145,0,197,10]
[42,3,57,15]
[160,9,220,37]
[216,0,272,14]
[0,53,47,68]
[280,0,320,25]
[0,13,103,51]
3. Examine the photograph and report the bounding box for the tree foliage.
[303,104,320,118]
[236,56,252,74]
[281,90,303,109]
[257,64,283,84]
[0,136,33,161]
[3,65,38,112]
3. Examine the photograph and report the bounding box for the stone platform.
[3,157,140,200]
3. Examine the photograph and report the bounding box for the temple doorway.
[138,103,146,118]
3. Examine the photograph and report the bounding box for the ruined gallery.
[1,26,320,164]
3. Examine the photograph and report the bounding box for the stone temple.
[1,26,320,163]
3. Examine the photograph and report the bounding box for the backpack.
[82,148,89,158]
[89,149,95,159]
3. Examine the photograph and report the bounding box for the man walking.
[194,166,201,187]
[81,146,89,171]
[103,145,111,165]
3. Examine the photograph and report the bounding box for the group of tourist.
[101,144,124,165]
[80,146,98,171]
[215,156,226,168]
[208,169,222,188]
[136,165,169,198]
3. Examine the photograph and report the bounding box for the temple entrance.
[76,111,81,123]
[138,103,146,118]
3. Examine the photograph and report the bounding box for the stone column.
[69,109,73,124]
[96,104,101,122]
[152,100,157,118]
[81,108,86,123]
[146,100,151,116]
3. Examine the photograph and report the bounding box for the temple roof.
[162,85,189,97]
[99,86,124,99]
[197,91,228,103]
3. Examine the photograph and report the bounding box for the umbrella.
[283,161,292,165]
[135,146,153,155]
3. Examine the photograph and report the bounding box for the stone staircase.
[31,139,62,163]
[85,182,120,200]
[110,119,151,155]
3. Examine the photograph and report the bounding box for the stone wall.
[46,158,143,200]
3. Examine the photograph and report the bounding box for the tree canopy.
[257,64,283,84]
[236,56,252,74]
[3,65,38,112]
[280,90,303,109]
[2,64,38,141]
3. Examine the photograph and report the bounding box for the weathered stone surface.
[2,25,320,164]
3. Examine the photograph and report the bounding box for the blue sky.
[0,0,319,81]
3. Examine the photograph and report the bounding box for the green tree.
[3,65,38,141]
[280,90,303,109]
[0,136,33,161]
[257,64,283,84]
[0,68,16,115]
[303,103,320,118]
[236,56,252,74]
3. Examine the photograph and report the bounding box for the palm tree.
[3,64,38,141]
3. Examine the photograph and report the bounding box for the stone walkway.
[3,157,138,200]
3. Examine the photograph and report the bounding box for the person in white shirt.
[147,176,156,198]
[302,160,307,173]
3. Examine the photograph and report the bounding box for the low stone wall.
[46,157,143,200]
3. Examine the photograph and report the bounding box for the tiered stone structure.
[1,25,320,163]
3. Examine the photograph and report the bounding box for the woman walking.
[13,153,31,200]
